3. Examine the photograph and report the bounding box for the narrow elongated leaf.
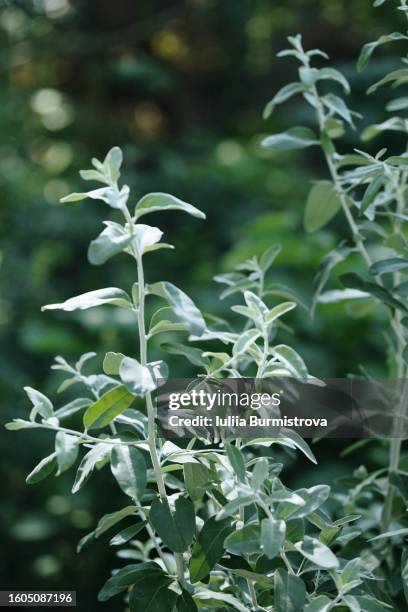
[271,344,308,380]
[262,127,318,150]
[54,398,92,419]
[88,223,131,266]
[263,83,306,118]
[323,93,356,127]
[260,244,282,272]
[304,181,341,233]
[83,385,134,430]
[135,192,205,220]
[261,518,285,559]
[72,443,111,493]
[225,443,246,481]
[194,588,248,612]
[368,68,408,94]
[110,522,145,546]
[251,458,269,489]
[61,185,129,209]
[312,244,354,316]
[266,301,296,324]
[340,273,408,313]
[274,569,306,612]
[276,485,329,520]
[216,496,254,520]
[318,67,350,93]
[148,282,206,336]
[111,446,146,501]
[358,32,408,72]
[26,453,57,484]
[95,505,139,538]
[149,497,195,553]
[24,387,53,421]
[294,536,339,569]
[232,328,260,358]
[360,174,383,215]
[42,287,132,312]
[370,258,408,276]
[304,596,332,612]
[55,432,78,475]
[98,562,163,602]
[189,517,233,582]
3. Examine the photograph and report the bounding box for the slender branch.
[304,58,408,531]
[120,199,187,584]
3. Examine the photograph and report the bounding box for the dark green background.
[0,0,403,608]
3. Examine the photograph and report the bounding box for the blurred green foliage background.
[0,0,405,608]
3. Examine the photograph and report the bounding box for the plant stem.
[133,238,186,584]
[309,74,406,532]
[135,252,168,500]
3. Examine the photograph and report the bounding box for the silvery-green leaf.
[88,223,132,266]
[262,127,319,150]
[111,446,146,501]
[271,344,308,380]
[148,307,189,337]
[194,588,248,612]
[304,181,342,233]
[55,432,78,475]
[225,524,261,555]
[72,443,111,493]
[42,287,133,312]
[266,301,296,325]
[134,192,205,220]
[294,536,339,569]
[358,33,408,72]
[274,568,306,612]
[5,419,36,430]
[61,185,129,209]
[24,387,54,421]
[54,398,92,419]
[259,244,282,272]
[323,93,357,127]
[263,83,306,118]
[148,281,206,336]
[26,453,57,484]
[103,146,123,183]
[304,596,332,612]
[318,67,350,93]
[130,224,163,256]
[119,357,168,396]
[232,328,260,358]
[261,518,285,559]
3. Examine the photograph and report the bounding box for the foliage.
[262,0,408,607]
[7,146,383,611]
[5,1,408,610]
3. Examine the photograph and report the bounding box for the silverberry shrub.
[6,1,408,610]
